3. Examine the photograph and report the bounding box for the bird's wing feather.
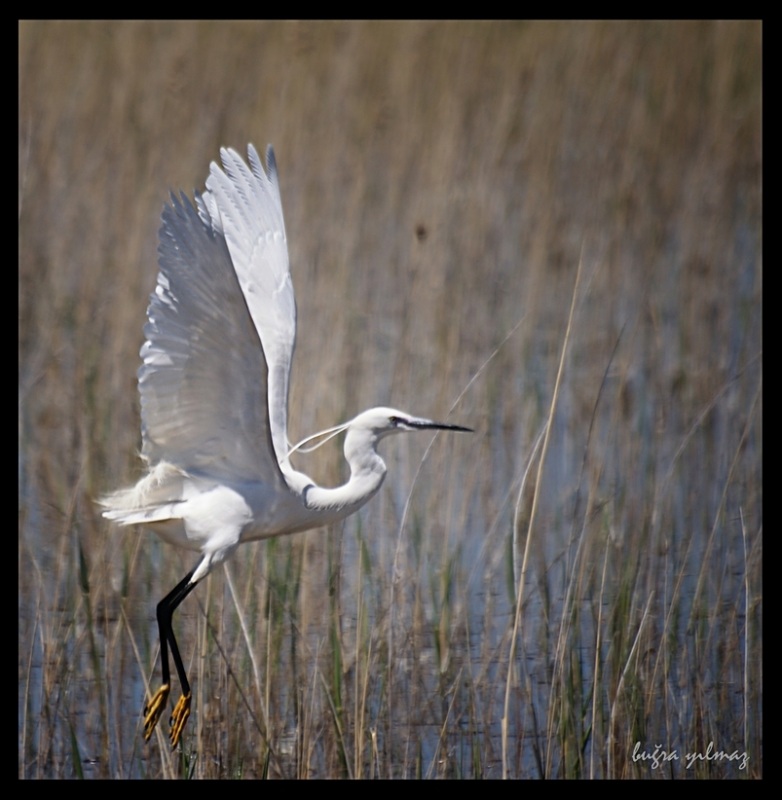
[204,145,296,472]
[139,180,285,488]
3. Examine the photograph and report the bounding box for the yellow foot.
[143,684,170,741]
[169,692,192,748]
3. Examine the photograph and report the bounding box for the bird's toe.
[169,692,192,748]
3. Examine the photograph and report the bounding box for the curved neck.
[302,426,387,516]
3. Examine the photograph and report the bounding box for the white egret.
[100,144,471,748]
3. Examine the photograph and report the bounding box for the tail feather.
[99,461,189,525]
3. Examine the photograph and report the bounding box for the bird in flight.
[100,144,471,748]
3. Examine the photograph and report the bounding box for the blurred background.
[19,21,760,778]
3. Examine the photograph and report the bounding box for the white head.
[286,406,472,463]
[348,407,472,440]
[285,406,472,514]
[339,407,471,493]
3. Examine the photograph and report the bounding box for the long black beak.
[408,417,473,433]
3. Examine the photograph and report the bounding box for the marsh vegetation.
[19,21,761,778]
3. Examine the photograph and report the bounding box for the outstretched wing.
[139,146,292,487]
[204,145,297,473]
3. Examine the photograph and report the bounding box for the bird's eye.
[389,416,401,426]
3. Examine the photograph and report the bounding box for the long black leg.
[159,569,199,696]
[143,567,199,747]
